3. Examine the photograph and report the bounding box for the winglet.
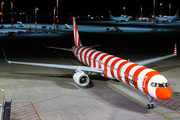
[2,49,11,63]
[174,43,177,56]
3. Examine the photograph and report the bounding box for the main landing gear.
[146,95,155,109]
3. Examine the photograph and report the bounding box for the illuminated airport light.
[88,15,90,17]
[123,7,126,9]
[23,12,25,14]
[1,1,4,4]
[8,61,11,64]
[0,12,1,15]
[160,3,162,6]
[91,17,94,19]
[152,15,154,18]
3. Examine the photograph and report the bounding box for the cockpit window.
[150,82,170,88]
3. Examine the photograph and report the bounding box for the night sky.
[2,0,180,17]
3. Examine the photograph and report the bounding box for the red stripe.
[75,47,81,59]
[124,64,138,85]
[84,48,93,65]
[103,56,115,78]
[88,50,97,67]
[75,24,77,46]
[78,37,81,46]
[117,61,129,81]
[133,67,147,90]
[79,47,87,63]
[143,71,162,95]
[99,54,109,69]
[110,58,122,78]
[93,52,104,68]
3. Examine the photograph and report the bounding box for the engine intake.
[73,71,90,87]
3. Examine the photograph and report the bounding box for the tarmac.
[0,55,180,120]
[0,20,180,120]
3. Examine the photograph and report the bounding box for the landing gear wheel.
[146,103,154,109]
[147,96,155,109]
[151,104,154,109]
[146,104,151,109]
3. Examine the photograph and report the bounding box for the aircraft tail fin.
[72,16,82,46]
[176,10,179,18]
[109,10,114,18]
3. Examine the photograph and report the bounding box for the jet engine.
[73,71,90,87]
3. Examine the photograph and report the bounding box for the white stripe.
[96,53,107,69]
[90,51,100,68]
[77,47,84,61]
[74,46,78,57]
[107,57,118,79]
[101,55,112,70]
[86,49,95,66]
[81,48,89,64]
[113,60,126,80]
[121,62,134,83]
[129,65,142,88]
[137,68,155,93]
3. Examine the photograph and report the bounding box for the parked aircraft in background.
[155,10,179,23]
[3,17,177,109]
[168,10,179,22]
[109,10,129,22]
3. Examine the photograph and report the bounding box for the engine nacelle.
[73,71,90,87]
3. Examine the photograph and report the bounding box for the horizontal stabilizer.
[88,44,101,48]
[46,46,73,51]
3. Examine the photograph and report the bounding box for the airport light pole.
[35,7,38,30]
[56,0,59,29]
[141,7,142,18]
[10,1,13,27]
[153,0,155,31]
[1,1,4,27]
[123,7,126,15]
[54,7,56,32]
[160,3,162,17]
[169,3,171,17]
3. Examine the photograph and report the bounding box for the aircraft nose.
[156,87,172,100]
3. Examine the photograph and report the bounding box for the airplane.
[168,10,179,22]
[109,10,129,22]
[155,10,179,23]
[3,16,177,109]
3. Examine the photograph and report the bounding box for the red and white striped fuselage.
[72,45,172,100]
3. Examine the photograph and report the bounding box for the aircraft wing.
[2,49,104,74]
[6,60,104,74]
[134,43,177,65]
[134,54,175,66]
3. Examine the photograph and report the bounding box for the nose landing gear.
[146,96,155,109]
